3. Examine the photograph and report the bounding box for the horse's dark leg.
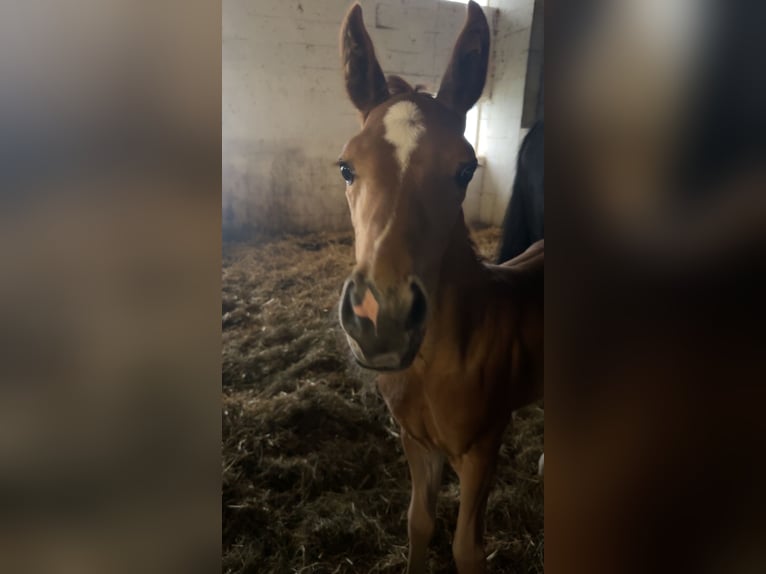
[497,175,530,263]
[497,119,544,263]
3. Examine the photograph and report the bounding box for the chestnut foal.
[336,3,543,572]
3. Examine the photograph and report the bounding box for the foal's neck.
[417,215,495,367]
[437,216,489,294]
[429,215,496,330]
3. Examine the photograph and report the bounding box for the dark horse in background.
[497,119,544,263]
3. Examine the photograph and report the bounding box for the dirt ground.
[222,226,543,574]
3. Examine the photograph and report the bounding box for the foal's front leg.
[451,438,500,574]
[401,430,444,574]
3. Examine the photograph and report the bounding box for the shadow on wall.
[223,145,350,241]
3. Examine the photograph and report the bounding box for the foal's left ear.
[437,0,490,115]
[340,4,390,119]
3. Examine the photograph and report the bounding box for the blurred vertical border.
[3,0,765,572]
[0,1,221,573]
[546,1,766,573]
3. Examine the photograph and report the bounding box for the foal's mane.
[387,75,433,97]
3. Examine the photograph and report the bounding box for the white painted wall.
[222,0,534,237]
[475,0,535,225]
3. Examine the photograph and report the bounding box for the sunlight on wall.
[465,105,481,152]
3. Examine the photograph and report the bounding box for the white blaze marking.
[373,214,395,253]
[383,101,425,176]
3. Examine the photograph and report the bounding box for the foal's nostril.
[340,276,375,336]
[406,281,428,329]
[346,273,367,307]
[339,280,357,331]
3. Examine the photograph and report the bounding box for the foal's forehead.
[348,95,469,169]
[368,94,463,136]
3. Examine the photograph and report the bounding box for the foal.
[336,3,543,572]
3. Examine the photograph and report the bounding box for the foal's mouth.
[346,330,424,372]
[352,357,404,372]
[339,275,428,372]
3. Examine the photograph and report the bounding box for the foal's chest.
[377,368,504,457]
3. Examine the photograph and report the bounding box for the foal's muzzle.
[339,274,427,371]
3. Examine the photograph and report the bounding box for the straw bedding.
[222,226,543,574]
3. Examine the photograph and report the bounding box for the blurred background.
[0,0,764,573]
[547,1,766,573]
[0,1,220,573]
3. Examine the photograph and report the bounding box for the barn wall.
[222,0,534,238]
[223,0,469,237]
[476,0,536,226]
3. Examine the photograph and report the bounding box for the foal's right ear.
[340,4,390,119]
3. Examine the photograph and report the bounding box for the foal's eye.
[339,162,355,185]
[456,162,477,187]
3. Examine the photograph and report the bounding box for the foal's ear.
[340,4,390,118]
[437,0,490,115]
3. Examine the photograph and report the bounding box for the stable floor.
[222,227,543,574]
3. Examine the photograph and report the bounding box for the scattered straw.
[223,227,543,574]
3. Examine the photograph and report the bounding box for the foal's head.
[337,1,490,370]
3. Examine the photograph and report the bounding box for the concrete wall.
[475,0,535,226]
[223,0,535,237]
